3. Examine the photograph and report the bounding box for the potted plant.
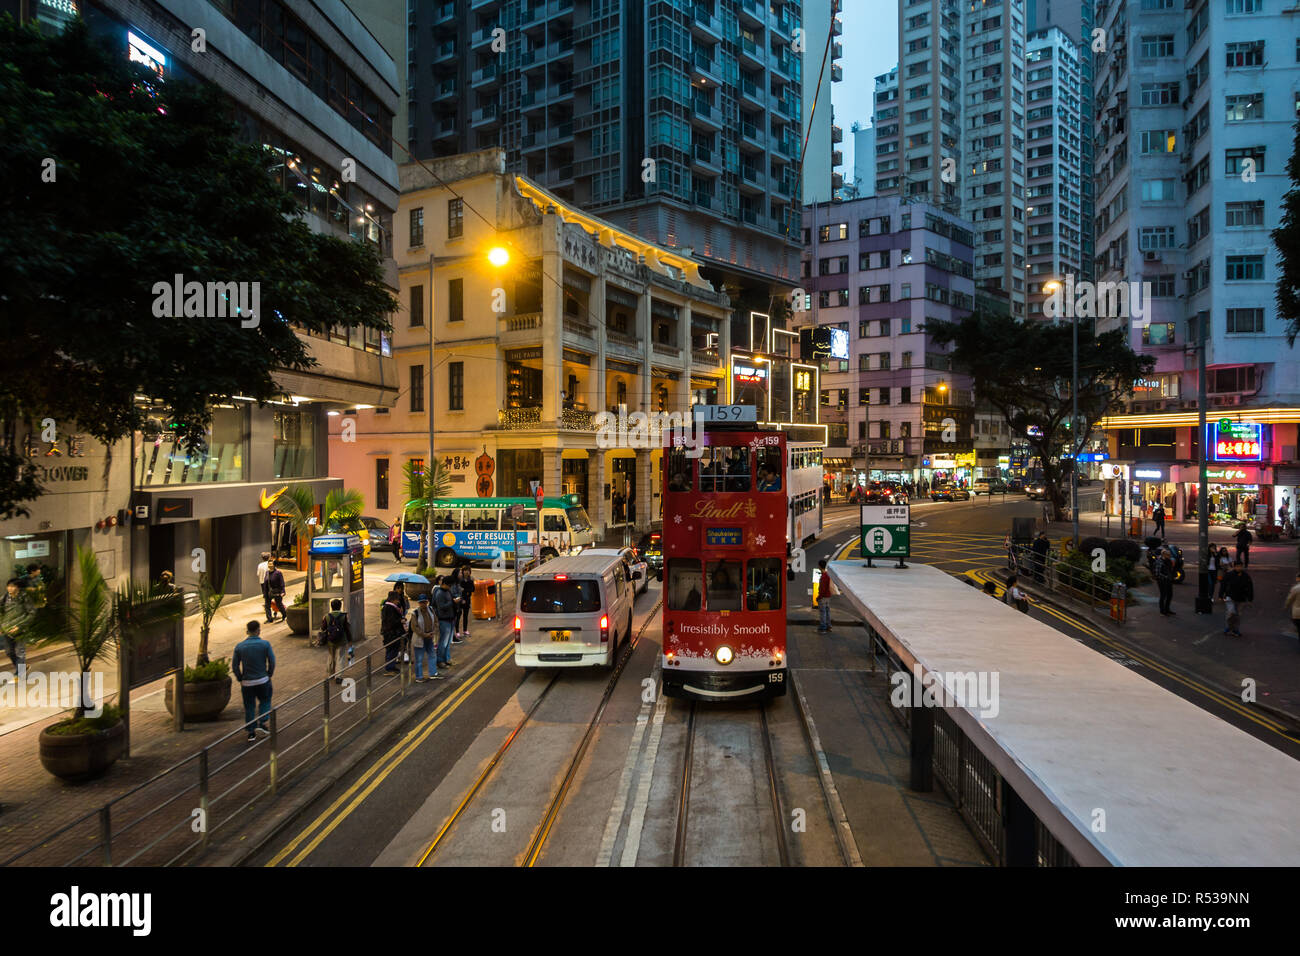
[29,547,182,781]
[165,566,232,721]
[285,590,310,635]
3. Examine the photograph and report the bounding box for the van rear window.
[521,579,601,613]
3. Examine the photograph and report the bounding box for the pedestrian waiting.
[320,598,354,684]
[1221,560,1254,638]
[816,558,835,632]
[408,593,441,682]
[380,589,407,674]
[1154,548,1175,617]
[433,576,456,669]
[1284,573,1300,650]
[233,621,276,741]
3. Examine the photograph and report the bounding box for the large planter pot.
[285,604,310,635]
[164,674,232,722]
[39,718,126,782]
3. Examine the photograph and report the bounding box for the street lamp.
[487,245,510,268]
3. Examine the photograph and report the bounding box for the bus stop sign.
[860,505,910,560]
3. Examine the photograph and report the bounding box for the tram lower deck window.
[707,559,742,610]
[667,559,703,610]
[746,558,782,610]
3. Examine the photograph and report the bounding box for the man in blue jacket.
[233,621,276,741]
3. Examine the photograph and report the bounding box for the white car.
[514,553,636,670]
[583,547,649,596]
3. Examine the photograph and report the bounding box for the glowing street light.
[487,246,510,268]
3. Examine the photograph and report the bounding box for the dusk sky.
[832,0,899,188]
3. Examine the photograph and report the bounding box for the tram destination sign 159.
[860,505,910,558]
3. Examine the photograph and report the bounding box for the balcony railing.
[563,316,595,337]
[499,407,542,429]
[560,408,597,431]
[653,341,680,355]
[504,312,542,331]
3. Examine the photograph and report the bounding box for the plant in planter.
[273,484,368,634]
[27,547,182,781]
[165,566,233,722]
[284,589,310,635]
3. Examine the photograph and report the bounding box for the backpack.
[324,612,347,644]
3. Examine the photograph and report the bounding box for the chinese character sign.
[1207,422,1262,462]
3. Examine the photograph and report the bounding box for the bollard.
[1110,582,1127,623]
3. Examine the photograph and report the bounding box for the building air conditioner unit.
[1143,251,1159,262]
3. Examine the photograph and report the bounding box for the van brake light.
[513,616,522,643]
[600,614,609,643]
[554,574,568,580]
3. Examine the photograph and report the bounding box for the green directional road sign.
[860,504,910,558]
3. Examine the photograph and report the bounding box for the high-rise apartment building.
[851,122,877,197]
[873,0,1029,316]
[408,0,805,329]
[1025,25,1086,318]
[1094,0,1300,526]
[800,197,978,486]
[801,0,845,204]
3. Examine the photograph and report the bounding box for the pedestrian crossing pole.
[1195,311,1212,613]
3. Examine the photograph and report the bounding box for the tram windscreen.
[520,579,601,613]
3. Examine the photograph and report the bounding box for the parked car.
[930,482,971,501]
[636,531,663,580]
[973,478,1008,496]
[863,481,908,505]
[324,515,390,558]
[584,546,650,596]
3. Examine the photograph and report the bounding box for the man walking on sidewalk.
[321,598,353,684]
[1152,502,1166,536]
[1154,548,1175,616]
[256,552,273,622]
[233,621,276,741]
[1222,560,1253,637]
[265,560,287,622]
[1,578,33,680]
[1234,524,1253,568]
[433,575,456,670]
[816,559,835,633]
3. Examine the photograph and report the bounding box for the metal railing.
[1005,541,1127,613]
[3,646,423,867]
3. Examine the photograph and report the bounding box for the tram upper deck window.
[666,446,691,492]
[707,559,743,610]
[700,446,750,492]
[667,558,703,610]
[746,558,783,610]
[756,447,782,491]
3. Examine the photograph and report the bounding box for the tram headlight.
[715,645,734,665]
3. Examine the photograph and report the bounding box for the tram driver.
[708,560,742,610]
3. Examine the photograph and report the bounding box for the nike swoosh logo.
[163,504,183,513]
[260,486,288,509]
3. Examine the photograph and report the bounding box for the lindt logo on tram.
[660,410,794,701]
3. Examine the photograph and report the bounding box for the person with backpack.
[380,589,406,675]
[265,560,287,623]
[1222,560,1253,637]
[816,558,835,633]
[454,565,475,643]
[433,575,457,669]
[320,598,354,684]
[408,593,441,682]
[1154,548,1175,616]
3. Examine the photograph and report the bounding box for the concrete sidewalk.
[0,558,511,861]
[1034,511,1300,721]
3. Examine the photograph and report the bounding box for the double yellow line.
[965,567,1299,742]
[266,639,516,867]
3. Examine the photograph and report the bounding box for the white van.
[514,553,636,670]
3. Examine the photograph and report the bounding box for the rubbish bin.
[1129,517,1142,537]
[473,580,498,620]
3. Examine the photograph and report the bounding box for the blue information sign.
[705,526,744,547]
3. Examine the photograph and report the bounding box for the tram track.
[418,596,663,867]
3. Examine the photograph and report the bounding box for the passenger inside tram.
[708,560,742,610]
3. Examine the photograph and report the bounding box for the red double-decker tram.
[661,419,788,701]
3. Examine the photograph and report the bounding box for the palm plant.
[27,547,183,717]
[402,459,452,569]
[274,483,366,599]
[194,563,232,667]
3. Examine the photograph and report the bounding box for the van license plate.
[551,630,571,642]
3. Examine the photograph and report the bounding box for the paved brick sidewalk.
[0,561,511,862]
[1039,512,1300,720]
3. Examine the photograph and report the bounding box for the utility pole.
[1195,310,1211,612]
[1072,314,1080,549]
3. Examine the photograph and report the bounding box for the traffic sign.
[509,503,524,521]
[860,504,910,559]
[535,485,544,509]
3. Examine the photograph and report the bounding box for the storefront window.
[499,449,542,498]
[136,403,249,486]
[3,533,66,605]
[274,406,319,479]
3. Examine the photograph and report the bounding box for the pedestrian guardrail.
[2,644,426,867]
[1004,542,1127,615]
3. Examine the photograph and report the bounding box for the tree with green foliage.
[0,18,395,519]
[926,312,1155,520]
[401,459,452,570]
[1273,117,1300,345]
